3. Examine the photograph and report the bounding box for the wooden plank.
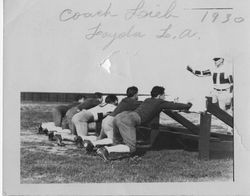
[163,110,199,134]
[209,140,234,153]
[210,132,233,141]
[206,99,233,128]
[159,127,219,142]
[198,112,212,160]
[159,125,193,134]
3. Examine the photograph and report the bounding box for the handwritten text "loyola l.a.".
[85,23,145,50]
[156,24,198,40]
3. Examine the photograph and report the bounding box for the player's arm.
[161,101,193,111]
[186,65,211,77]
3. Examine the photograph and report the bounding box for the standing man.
[96,86,192,161]
[186,57,233,134]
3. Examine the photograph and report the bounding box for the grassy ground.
[20,102,233,183]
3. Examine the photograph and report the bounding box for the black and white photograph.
[3,0,250,195]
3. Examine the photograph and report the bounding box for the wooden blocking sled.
[206,96,233,128]
[163,105,233,160]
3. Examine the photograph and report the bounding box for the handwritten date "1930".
[201,11,244,23]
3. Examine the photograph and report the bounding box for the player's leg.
[91,116,114,146]
[52,107,62,127]
[105,112,139,153]
[83,116,115,152]
[212,89,219,105]
[72,110,94,138]
[112,112,127,145]
[52,106,68,127]
[65,107,79,135]
[102,116,115,139]
[60,132,76,141]
[61,117,69,130]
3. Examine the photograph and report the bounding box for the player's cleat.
[54,134,65,146]
[37,125,44,134]
[96,147,109,161]
[43,128,49,135]
[37,124,49,135]
[83,140,94,153]
[75,136,84,148]
[48,131,56,141]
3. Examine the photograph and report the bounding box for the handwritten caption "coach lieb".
[59,0,245,50]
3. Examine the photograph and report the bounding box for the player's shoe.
[75,136,84,148]
[48,131,56,141]
[37,124,44,134]
[83,140,94,153]
[37,124,48,135]
[54,134,65,146]
[43,128,49,135]
[96,147,109,161]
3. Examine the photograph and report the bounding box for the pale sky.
[4,0,249,109]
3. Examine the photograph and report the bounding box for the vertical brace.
[199,112,212,160]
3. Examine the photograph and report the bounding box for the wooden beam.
[159,126,220,142]
[209,140,234,153]
[206,99,233,127]
[163,110,199,135]
[199,112,212,160]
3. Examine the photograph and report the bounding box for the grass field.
[20,102,233,183]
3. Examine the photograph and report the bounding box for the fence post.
[199,112,212,160]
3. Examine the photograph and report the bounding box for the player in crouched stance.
[53,94,118,147]
[82,86,142,153]
[96,86,192,161]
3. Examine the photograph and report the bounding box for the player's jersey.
[210,64,232,89]
[192,63,233,90]
[88,104,116,121]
